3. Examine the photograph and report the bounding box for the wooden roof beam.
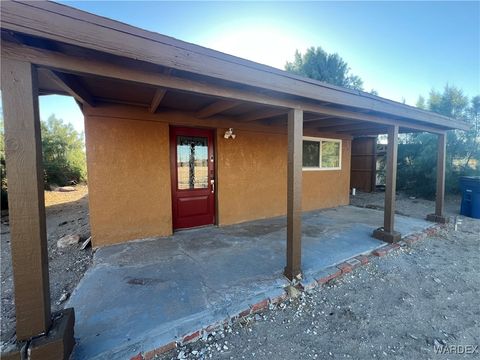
[303,115,334,122]
[237,108,287,122]
[317,122,379,133]
[196,99,241,118]
[149,68,172,113]
[149,88,167,113]
[304,118,357,129]
[46,69,95,107]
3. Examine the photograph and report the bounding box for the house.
[0,1,469,359]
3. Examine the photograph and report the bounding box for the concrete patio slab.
[67,206,431,359]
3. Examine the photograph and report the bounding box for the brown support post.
[373,125,401,242]
[427,132,448,223]
[1,59,75,358]
[285,108,303,281]
[1,59,51,339]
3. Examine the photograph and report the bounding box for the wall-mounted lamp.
[224,128,236,139]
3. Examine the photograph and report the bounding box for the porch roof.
[0,1,470,135]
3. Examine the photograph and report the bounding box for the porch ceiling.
[34,67,432,136]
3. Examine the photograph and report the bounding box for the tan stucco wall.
[84,105,351,246]
[216,129,287,225]
[84,115,172,247]
[217,129,351,225]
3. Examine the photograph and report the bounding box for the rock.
[254,314,262,321]
[57,234,80,248]
[177,350,186,359]
[56,292,69,305]
[58,186,76,192]
[285,285,301,299]
[80,236,92,250]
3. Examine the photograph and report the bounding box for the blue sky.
[40,1,479,133]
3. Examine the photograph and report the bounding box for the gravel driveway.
[161,193,479,360]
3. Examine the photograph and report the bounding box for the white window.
[302,137,342,170]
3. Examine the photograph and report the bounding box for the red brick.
[387,243,400,252]
[372,247,388,257]
[182,330,202,345]
[238,308,251,318]
[130,353,143,360]
[345,258,362,269]
[355,255,369,265]
[316,269,342,284]
[205,322,223,334]
[251,299,269,313]
[269,292,288,305]
[143,342,176,360]
[337,262,353,274]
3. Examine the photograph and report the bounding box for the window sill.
[302,167,342,171]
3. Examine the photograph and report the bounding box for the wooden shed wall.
[350,137,377,193]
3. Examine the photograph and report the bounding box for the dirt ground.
[0,185,92,347]
[161,193,480,360]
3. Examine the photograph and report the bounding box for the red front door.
[170,127,215,230]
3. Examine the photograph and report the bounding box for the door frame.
[169,126,217,230]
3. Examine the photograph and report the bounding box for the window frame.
[302,136,342,171]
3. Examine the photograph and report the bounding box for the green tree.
[397,85,479,198]
[41,114,86,187]
[285,47,364,90]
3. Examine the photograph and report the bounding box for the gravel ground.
[0,186,92,347]
[160,193,480,360]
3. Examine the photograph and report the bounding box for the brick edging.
[130,223,444,360]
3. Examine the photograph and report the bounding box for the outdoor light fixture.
[224,128,236,139]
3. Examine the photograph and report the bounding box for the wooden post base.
[426,213,448,224]
[372,228,402,243]
[284,267,302,282]
[0,309,75,360]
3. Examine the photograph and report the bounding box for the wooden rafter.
[303,115,334,122]
[196,100,240,118]
[237,108,287,122]
[149,88,167,113]
[303,118,356,129]
[46,69,95,106]
[149,68,173,113]
[320,122,380,133]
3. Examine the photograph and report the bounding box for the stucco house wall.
[84,104,351,247]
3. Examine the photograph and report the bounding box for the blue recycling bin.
[460,176,480,219]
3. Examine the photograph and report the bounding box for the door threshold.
[174,224,216,233]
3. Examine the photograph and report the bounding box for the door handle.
[210,179,215,194]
